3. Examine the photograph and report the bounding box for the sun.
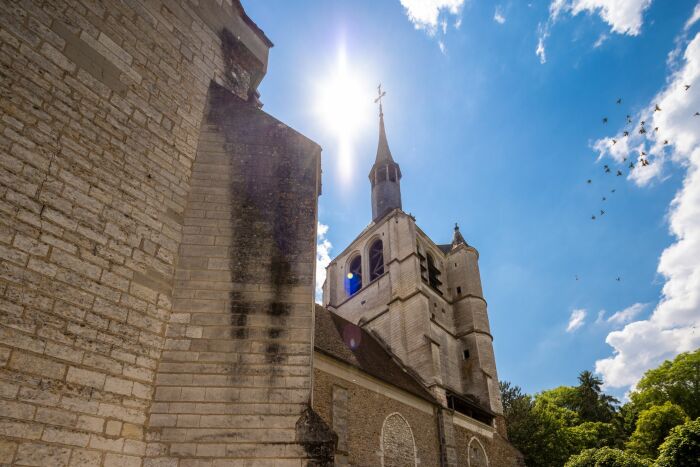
[316,49,373,141]
[315,48,374,183]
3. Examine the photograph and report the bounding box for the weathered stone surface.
[0,0,323,465]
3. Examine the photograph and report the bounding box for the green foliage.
[570,422,619,450]
[629,349,700,419]
[500,381,578,467]
[564,447,652,467]
[625,402,688,459]
[655,418,700,467]
[576,371,618,423]
[501,352,700,466]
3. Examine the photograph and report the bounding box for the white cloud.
[567,309,587,332]
[594,33,608,48]
[537,0,653,63]
[536,23,549,64]
[607,303,648,325]
[399,0,465,35]
[685,2,700,31]
[494,6,506,24]
[570,0,652,35]
[596,309,607,324]
[594,31,700,389]
[316,222,332,303]
[438,40,446,54]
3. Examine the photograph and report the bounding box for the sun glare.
[315,48,374,184]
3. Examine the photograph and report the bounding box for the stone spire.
[375,104,395,164]
[369,84,402,222]
[452,223,467,248]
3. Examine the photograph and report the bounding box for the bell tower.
[369,84,402,221]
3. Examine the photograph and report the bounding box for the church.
[313,101,523,466]
[0,1,521,465]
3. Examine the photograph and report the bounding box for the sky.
[243,0,700,400]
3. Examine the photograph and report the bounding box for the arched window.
[427,253,442,294]
[468,437,489,467]
[369,239,384,281]
[381,413,417,467]
[345,255,362,296]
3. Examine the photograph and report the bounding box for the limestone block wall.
[0,1,327,465]
[147,83,325,465]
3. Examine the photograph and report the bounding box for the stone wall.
[147,82,325,465]
[312,367,440,467]
[454,423,524,467]
[0,1,324,465]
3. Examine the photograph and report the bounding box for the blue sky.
[243,0,700,399]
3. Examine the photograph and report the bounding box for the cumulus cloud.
[316,222,332,303]
[567,309,587,332]
[607,303,648,325]
[399,0,465,35]
[594,30,700,389]
[538,0,653,63]
[494,6,506,25]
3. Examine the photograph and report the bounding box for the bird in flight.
[600,209,605,215]
[591,215,596,220]
[627,115,633,124]
[629,162,636,169]
[655,104,662,112]
[685,84,691,91]
[616,170,623,176]
[641,151,647,156]
[616,277,621,282]
[694,112,700,116]
[604,165,611,173]
[639,127,647,134]
[587,179,592,184]
[602,117,608,124]
[612,139,618,145]
[575,274,579,281]
[664,140,669,145]
[611,189,616,193]
[654,127,659,132]
[616,98,622,104]
[641,158,650,167]
[623,131,630,137]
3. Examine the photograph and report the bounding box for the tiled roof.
[314,305,436,403]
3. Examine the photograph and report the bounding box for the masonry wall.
[0,1,325,465]
[312,367,440,467]
[147,83,325,466]
[454,423,524,467]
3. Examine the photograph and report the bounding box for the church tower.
[322,93,504,431]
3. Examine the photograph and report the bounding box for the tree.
[629,349,700,419]
[625,402,688,459]
[500,381,578,467]
[575,371,618,423]
[656,418,700,466]
[564,447,652,467]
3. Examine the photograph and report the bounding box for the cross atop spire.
[374,83,386,117]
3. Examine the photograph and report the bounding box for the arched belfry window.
[369,240,384,281]
[427,253,443,295]
[345,255,362,296]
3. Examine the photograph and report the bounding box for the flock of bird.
[576,83,698,283]
[587,83,697,221]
